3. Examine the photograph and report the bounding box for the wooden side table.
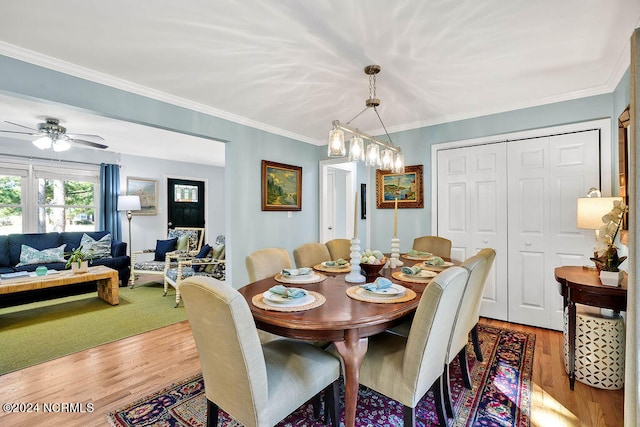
[555,266,627,390]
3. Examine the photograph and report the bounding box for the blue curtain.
[99,163,122,241]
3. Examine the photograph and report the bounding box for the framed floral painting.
[376,165,423,209]
[261,160,302,211]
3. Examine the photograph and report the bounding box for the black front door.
[167,178,205,230]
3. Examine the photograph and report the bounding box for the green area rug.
[0,282,187,375]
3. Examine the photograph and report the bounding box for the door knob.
[328,226,333,230]
[525,241,532,246]
[483,239,488,243]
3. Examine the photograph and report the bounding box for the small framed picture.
[127,177,158,215]
[376,165,424,209]
[261,160,302,211]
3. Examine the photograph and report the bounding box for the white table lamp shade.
[576,197,622,230]
[118,195,141,212]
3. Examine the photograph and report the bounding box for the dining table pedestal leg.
[333,328,368,427]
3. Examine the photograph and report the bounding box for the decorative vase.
[71,260,89,274]
[599,270,622,287]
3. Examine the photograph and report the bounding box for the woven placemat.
[313,263,351,273]
[252,291,326,312]
[346,286,416,303]
[274,272,327,284]
[391,270,436,284]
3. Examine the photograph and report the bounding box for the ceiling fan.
[0,117,108,151]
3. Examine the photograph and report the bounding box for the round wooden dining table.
[237,262,439,427]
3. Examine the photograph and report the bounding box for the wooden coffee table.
[0,265,119,305]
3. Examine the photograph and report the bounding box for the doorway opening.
[319,159,358,244]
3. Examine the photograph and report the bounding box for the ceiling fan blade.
[0,129,40,136]
[4,121,40,132]
[66,133,105,141]
[69,138,108,150]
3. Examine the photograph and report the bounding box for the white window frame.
[0,158,100,234]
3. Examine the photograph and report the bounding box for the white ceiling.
[0,1,638,165]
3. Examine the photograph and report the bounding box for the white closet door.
[507,131,600,330]
[437,143,508,320]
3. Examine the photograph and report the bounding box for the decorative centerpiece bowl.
[360,257,386,282]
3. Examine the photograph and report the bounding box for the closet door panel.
[508,138,550,327]
[547,131,600,328]
[437,144,508,320]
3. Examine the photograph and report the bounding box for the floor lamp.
[117,195,141,257]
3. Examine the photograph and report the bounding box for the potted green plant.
[65,245,94,273]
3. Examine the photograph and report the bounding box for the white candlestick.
[354,192,358,239]
[394,197,398,237]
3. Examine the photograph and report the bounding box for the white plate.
[403,270,438,280]
[364,283,406,296]
[403,253,433,261]
[321,261,349,268]
[422,261,454,268]
[281,273,318,282]
[262,291,315,306]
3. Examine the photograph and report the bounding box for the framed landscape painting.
[127,177,158,215]
[376,165,423,209]
[261,160,302,211]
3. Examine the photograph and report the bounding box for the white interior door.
[319,160,357,244]
[437,143,509,320]
[507,130,600,330]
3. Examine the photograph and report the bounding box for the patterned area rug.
[107,324,534,427]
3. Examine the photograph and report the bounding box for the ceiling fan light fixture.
[33,136,52,150]
[52,138,70,152]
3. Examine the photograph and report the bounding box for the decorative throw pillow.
[193,244,212,272]
[16,244,67,266]
[176,234,190,251]
[204,244,225,274]
[80,233,112,259]
[154,238,178,261]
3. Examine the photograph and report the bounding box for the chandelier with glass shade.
[327,65,405,173]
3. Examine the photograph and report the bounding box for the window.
[0,167,26,235]
[0,160,100,235]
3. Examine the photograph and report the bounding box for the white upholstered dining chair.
[245,247,294,344]
[411,236,452,258]
[245,247,293,283]
[293,242,332,268]
[349,266,470,426]
[324,238,351,261]
[441,248,495,416]
[180,276,341,427]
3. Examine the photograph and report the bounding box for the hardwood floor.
[0,318,623,426]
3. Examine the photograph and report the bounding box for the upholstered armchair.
[129,227,204,288]
[180,276,341,427]
[293,242,331,268]
[412,235,452,258]
[342,266,470,427]
[164,235,225,307]
[324,238,351,261]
